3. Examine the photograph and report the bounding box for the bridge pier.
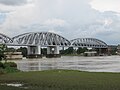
[95,48,108,56]
[46,46,61,58]
[101,48,108,55]
[27,46,42,58]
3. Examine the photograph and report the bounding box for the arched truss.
[70,38,108,48]
[0,33,13,44]
[12,32,71,46]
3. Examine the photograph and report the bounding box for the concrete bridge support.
[46,46,61,58]
[101,48,108,55]
[95,48,108,56]
[27,46,42,58]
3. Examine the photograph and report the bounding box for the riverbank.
[0,70,120,90]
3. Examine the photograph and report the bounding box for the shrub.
[0,62,4,68]
[3,62,19,73]
[0,68,4,74]
[4,62,17,68]
[4,67,19,73]
[0,62,19,74]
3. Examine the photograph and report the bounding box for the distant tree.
[6,47,16,52]
[41,48,47,56]
[77,47,88,54]
[60,50,65,54]
[60,47,74,55]
[110,48,117,55]
[16,47,27,57]
[67,47,74,54]
[77,47,82,54]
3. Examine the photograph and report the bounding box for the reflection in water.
[16,56,120,72]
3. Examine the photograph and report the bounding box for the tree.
[68,47,74,54]
[0,44,7,61]
[41,48,47,56]
[16,47,27,57]
[6,47,16,52]
[77,47,88,54]
[60,47,74,55]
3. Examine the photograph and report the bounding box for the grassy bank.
[0,70,120,90]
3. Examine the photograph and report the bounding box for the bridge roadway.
[0,32,108,58]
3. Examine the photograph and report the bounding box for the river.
[15,55,120,72]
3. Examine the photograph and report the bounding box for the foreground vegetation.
[0,70,120,90]
[0,62,19,74]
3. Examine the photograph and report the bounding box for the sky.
[0,0,120,45]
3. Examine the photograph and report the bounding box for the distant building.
[4,52,23,60]
[108,45,117,55]
[84,51,97,56]
[117,45,120,55]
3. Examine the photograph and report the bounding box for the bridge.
[70,38,107,48]
[0,32,108,58]
[70,38,108,55]
[0,33,13,44]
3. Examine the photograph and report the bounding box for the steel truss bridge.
[0,32,108,58]
[70,38,107,48]
[0,32,107,48]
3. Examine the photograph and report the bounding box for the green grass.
[0,70,120,90]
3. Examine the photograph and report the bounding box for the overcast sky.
[0,0,120,45]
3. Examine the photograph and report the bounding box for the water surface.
[16,56,120,72]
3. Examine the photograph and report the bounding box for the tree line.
[0,44,27,61]
[60,47,88,55]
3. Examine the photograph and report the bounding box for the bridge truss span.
[12,32,71,46]
[70,38,108,48]
[0,33,13,44]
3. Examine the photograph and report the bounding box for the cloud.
[0,13,6,24]
[0,0,29,6]
[0,0,120,44]
[44,18,68,27]
[90,0,120,12]
[77,11,120,44]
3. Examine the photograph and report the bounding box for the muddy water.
[16,56,120,72]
